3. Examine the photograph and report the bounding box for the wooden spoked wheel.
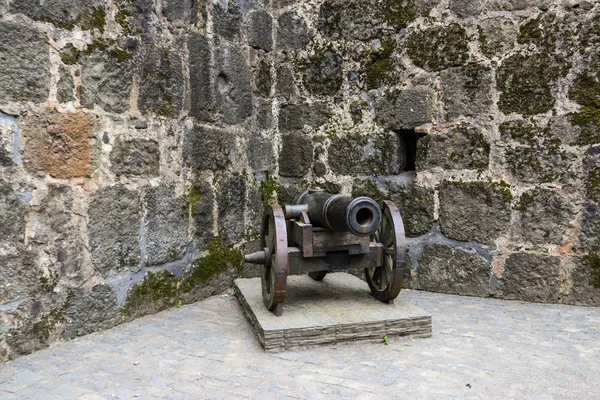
[365,200,407,302]
[261,205,289,315]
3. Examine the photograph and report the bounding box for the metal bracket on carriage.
[244,189,408,317]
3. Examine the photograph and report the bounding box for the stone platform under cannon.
[235,273,432,352]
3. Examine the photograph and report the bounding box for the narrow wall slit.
[398,129,426,172]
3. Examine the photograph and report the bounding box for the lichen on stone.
[115,8,132,35]
[60,44,80,65]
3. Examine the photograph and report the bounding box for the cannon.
[244,189,408,316]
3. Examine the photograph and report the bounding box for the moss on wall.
[364,38,396,90]
[259,176,280,206]
[181,237,244,291]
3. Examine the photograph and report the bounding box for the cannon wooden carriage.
[244,189,408,316]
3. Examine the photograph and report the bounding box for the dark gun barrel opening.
[356,207,374,227]
[346,196,381,236]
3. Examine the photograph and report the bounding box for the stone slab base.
[234,273,432,352]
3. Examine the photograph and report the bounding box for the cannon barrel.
[293,190,381,237]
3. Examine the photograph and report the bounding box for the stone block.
[438,181,512,243]
[417,124,489,171]
[318,0,382,40]
[487,0,552,11]
[217,174,246,243]
[279,102,330,132]
[235,274,432,352]
[278,133,313,178]
[10,0,106,31]
[277,11,310,50]
[248,133,274,171]
[501,120,574,183]
[191,181,215,252]
[375,87,436,131]
[497,52,566,116]
[163,0,198,23]
[328,131,406,176]
[389,181,435,237]
[255,60,272,97]
[0,181,28,244]
[303,49,343,96]
[144,184,188,266]
[0,21,50,104]
[418,244,491,297]
[255,99,273,131]
[405,23,469,72]
[80,41,134,114]
[0,147,10,167]
[449,0,484,18]
[188,33,214,121]
[499,252,562,302]
[514,188,575,245]
[276,65,297,101]
[317,0,434,40]
[88,186,141,277]
[64,285,120,338]
[547,115,592,147]
[57,65,74,104]
[579,202,600,252]
[110,138,160,177]
[183,125,237,173]
[440,64,493,121]
[23,111,95,179]
[563,255,600,306]
[213,1,242,41]
[584,146,600,203]
[138,44,184,118]
[0,250,38,304]
[477,17,518,58]
[214,40,253,124]
[116,0,155,35]
[247,9,273,51]
[33,185,74,244]
[504,145,574,185]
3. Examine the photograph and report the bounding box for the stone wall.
[1,0,599,360]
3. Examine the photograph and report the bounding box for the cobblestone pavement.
[1,289,599,400]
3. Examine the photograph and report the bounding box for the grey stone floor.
[1,289,599,400]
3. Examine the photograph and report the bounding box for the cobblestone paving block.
[0,287,599,399]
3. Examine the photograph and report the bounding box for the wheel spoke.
[373,267,381,288]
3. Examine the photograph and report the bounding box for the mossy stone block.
[405,22,469,72]
[497,52,566,116]
[438,181,511,243]
[418,124,490,171]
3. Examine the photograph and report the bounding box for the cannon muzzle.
[293,189,381,236]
